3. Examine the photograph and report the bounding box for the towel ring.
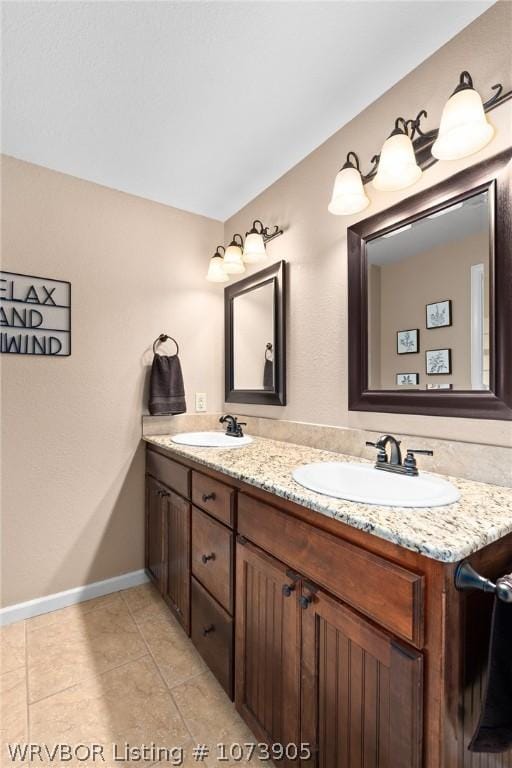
[152,334,179,356]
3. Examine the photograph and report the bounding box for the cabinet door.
[301,584,423,768]
[235,539,301,765]
[163,489,191,633]
[145,475,164,590]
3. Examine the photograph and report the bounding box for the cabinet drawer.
[238,493,424,647]
[191,471,235,527]
[191,577,233,698]
[146,448,190,499]
[192,507,233,614]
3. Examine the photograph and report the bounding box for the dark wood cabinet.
[235,540,301,765]
[235,539,423,768]
[145,444,512,768]
[145,475,165,589]
[162,489,191,633]
[301,584,423,768]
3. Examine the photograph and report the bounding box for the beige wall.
[372,230,489,390]
[224,1,512,447]
[0,157,224,607]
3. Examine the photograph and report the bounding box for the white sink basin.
[292,462,460,507]
[171,431,253,448]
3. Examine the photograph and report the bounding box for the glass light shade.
[206,254,229,283]
[243,232,266,263]
[373,132,422,192]
[328,166,369,215]
[432,88,494,161]
[223,244,245,274]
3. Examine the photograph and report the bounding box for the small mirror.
[225,261,286,405]
[367,190,490,391]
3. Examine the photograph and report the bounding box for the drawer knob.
[201,553,216,564]
[300,594,314,610]
[282,582,296,598]
[202,492,216,502]
[202,624,215,636]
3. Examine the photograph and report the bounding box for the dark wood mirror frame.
[225,260,286,406]
[347,148,512,420]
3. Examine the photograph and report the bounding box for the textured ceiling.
[2,1,493,220]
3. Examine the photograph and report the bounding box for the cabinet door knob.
[201,553,216,564]
[299,594,314,610]
[202,624,215,636]
[202,492,216,502]
[160,490,170,498]
[282,582,296,598]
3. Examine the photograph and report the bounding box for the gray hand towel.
[149,354,186,415]
[469,574,512,753]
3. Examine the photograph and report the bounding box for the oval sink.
[292,462,460,507]
[171,431,253,448]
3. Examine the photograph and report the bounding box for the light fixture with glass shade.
[243,220,267,264]
[328,152,370,216]
[432,71,495,161]
[206,246,229,283]
[373,118,422,192]
[223,234,245,275]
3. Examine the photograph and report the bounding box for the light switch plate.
[195,392,207,412]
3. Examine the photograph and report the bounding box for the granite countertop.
[143,434,512,563]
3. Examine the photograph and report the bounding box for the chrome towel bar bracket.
[455,561,512,603]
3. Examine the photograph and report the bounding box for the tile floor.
[0,583,270,767]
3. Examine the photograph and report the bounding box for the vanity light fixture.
[206,223,284,283]
[373,118,422,192]
[432,72,495,161]
[206,246,229,283]
[223,234,245,275]
[243,220,267,264]
[328,152,370,216]
[328,70,511,216]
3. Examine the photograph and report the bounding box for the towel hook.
[152,334,179,356]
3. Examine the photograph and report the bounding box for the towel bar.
[455,561,512,603]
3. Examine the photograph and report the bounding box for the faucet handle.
[403,448,433,475]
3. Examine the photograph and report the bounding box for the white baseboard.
[0,569,150,627]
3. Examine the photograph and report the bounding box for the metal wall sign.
[0,271,71,356]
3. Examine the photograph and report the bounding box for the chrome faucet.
[219,414,246,438]
[366,435,433,476]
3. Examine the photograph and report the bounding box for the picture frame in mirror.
[397,329,419,354]
[397,373,419,386]
[426,299,452,329]
[426,348,452,375]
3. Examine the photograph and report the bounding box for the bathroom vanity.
[143,435,512,768]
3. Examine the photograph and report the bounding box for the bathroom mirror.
[348,149,512,420]
[225,260,286,405]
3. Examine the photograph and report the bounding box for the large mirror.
[225,261,286,405]
[348,149,511,419]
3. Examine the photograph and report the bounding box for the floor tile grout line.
[26,651,150,707]
[119,588,197,745]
